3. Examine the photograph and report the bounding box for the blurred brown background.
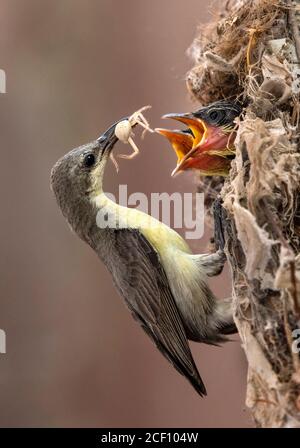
[0,0,251,427]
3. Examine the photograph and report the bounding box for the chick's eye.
[209,110,221,121]
[83,153,95,168]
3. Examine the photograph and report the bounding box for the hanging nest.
[187,0,300,427]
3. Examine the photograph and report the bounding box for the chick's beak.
[162,113,207,149]
[155,128,193,165]
[159,112,234,176]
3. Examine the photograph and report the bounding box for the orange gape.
[156,100,241,176]
[156,125,235,177]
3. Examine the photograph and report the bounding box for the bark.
[188,0,300,427]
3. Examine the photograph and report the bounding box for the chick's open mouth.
[156,113,235,176]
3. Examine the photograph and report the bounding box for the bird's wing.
[108,228,206,396]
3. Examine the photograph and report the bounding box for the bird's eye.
[209,110,221,122]
[83,153,96,168]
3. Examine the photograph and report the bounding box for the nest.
[187,0,287,103]
[187,0,300,427]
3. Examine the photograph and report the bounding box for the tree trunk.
[188,0,300,427]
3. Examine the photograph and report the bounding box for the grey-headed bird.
[50,119,236,396]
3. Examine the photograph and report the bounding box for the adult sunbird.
[51,118,236,396]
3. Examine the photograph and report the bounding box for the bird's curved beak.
[158,113,235,176]
[97,117,128,153]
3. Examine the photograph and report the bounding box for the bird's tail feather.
[188,373,207,397]
[161,341,207,397]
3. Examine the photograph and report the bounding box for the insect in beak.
[106,106,154,172]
